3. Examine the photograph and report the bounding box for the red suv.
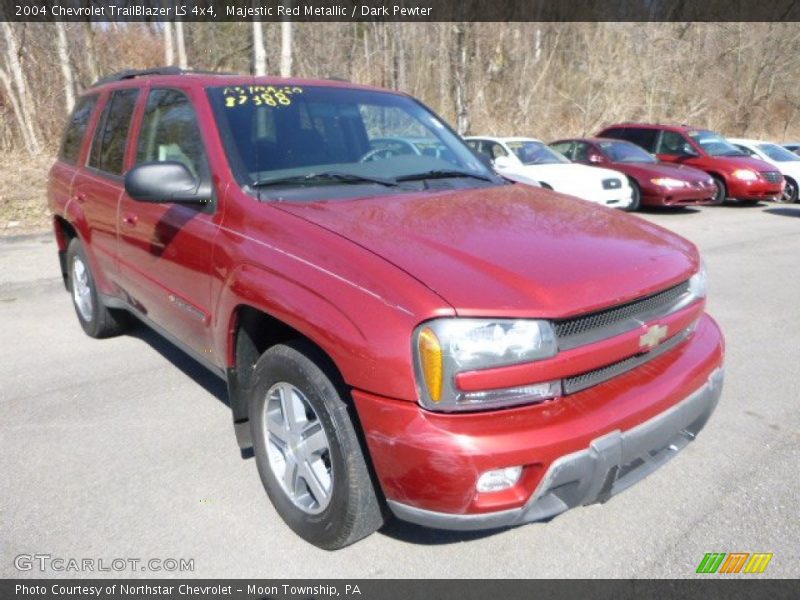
[49,69,724,549]
[597,123,784,204]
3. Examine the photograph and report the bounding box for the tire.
[66,238,129,338]
[779,177,798,204]
[625,178,642,211]
[248,340,384,550]
[709,175,727,206]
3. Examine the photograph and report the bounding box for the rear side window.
[88,89,140,175]
[572,142,593,161]
[135,89,209,179]
[59,95,98,164]
[550,141,573,158]
[615,128,659,152]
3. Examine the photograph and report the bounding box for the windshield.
[688,130,746,157]
[506,140,569,165]
[597,140,657,163]
[207,85,494,198]
[757,142,800,162]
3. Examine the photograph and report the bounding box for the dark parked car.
[550,137,717,210]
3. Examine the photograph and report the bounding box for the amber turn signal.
[417,327,443,403]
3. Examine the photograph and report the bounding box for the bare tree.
[253,21,266,75]
[452,23,470,134]
[281,21,293,77]
[82,23,99,85]
[56,22,76,112]
[175,21,188,68]
[0,22,40,154]
[164,21,175,65]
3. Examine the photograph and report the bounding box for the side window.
[656,131,690,155]
[620,128,658,152]
[550,142,573,158]
[136,89,209,179]
[468,140,492,161]
[487,142,508,159]
[88,89,140,175]
[59,95,98,164]
[572,142,593,162]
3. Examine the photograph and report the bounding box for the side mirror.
[125,161,211,204]
[681,143,699,157]
[493,155,513,170]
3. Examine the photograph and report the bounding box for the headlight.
[688,261,707,299]
[413,318,559,412]
[651,177,686,189]
[732,169,757,181]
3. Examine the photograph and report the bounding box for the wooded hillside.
[3,22,800,158]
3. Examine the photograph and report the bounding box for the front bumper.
[388,367,723,530]
[353,314,724,527]
[643,185,716,207]
[727,178,783,201]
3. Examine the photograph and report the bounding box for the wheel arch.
[225,302,354,450]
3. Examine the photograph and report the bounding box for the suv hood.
[277,184,698,318]
[708,155,774,172]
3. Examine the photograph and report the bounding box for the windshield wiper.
[251,171,398,188]
[396,169,495,183]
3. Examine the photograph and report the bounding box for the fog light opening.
[476,466,523,493]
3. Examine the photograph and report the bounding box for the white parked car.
[728,138,800,203]
[466,136,633,209]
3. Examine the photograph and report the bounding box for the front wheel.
[709,176,727,206]
[779,177,798,203]
[625,178,642,212]
[249,340,384,550]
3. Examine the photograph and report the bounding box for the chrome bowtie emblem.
[640,324,668,350]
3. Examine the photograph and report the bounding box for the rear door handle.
[73,192,86,204]
[122,213,139,227]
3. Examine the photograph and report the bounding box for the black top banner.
[2,0,800,22]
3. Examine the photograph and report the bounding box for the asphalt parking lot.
[1,203,798,579]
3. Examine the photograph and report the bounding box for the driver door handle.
[122,213,139,227]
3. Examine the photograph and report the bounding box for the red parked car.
[48,68,724,549]
[550,137,717,210]
[597,123,784,204]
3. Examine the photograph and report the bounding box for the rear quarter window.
[88,88,140,175]
[59,95,98,164]
[608,127,659,152]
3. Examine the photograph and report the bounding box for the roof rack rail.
[91,66,233,88]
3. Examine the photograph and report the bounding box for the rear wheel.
[249,340,384,550]
[66,238,128,338]
[709,175,727,206]
[625,178,641,211]
[779,177,798,203]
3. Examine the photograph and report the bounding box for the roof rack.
[91,66,234,88]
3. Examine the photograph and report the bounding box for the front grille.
[563,326,692,394]
[554,280,691,348]
[760,171,783,184]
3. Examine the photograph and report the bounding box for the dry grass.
[0,156,53,236]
